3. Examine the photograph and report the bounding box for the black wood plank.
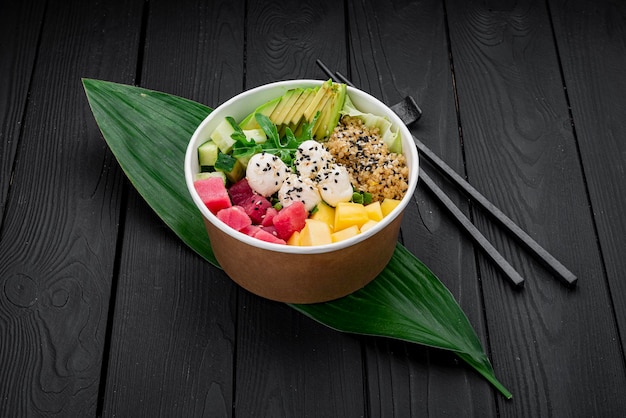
[0,2,45,223]
[233,1,366,416]
[346,0,497,414]
[235,299,364,416]
[445,0,626,416]
[99,0,244,416]
[0,0,142,415]
[549,0,626,360]
[101,192,237,417]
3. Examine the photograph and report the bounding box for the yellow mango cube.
[334,202,369,231]
[331,225,360,243]
[360,219,378,233]
[299,219,332,246]
[287,230,301,246]
[380,198,402,217]
[364,201,383,222]
[310,201,335,230]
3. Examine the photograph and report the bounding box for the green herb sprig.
[230,112,321,168]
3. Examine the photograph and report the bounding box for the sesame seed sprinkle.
[326,115,409,202]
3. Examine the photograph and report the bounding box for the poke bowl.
[185,79,419,303]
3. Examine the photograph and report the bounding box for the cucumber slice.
[194,171,227,184]
[198,139,219,166]
[210,118,237,153]
[243,128,267,144]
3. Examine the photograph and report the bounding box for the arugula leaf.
[232,142,262,160]
[214,151,237,172]
[255,113,279,144]
[226,116,250,144]
[228,113,307,167]
[285,127,297,144]
[296,110,321,141]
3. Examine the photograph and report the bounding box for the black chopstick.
[316,59,577,287]
[419,172,525,287]
[413,137,577,286]
[315,60,355,87]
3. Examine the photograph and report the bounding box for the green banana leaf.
[82,78,512,399]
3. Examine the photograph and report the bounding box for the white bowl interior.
[185,80,419,254]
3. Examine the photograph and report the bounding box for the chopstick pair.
[316,60,577,288]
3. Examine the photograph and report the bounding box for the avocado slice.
[284,87,314,125]
[311,91,334,139]
[325,82,346,134]
[239,96,282,129]
[270,88,303,125]
[218,158,245,183]
[314,82,347,139]
[239,80,347,140]
[303,79,333,121]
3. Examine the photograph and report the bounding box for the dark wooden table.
[2,0,626,416]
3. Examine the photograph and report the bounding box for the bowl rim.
[184,79,419,255]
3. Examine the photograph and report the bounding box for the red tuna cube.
[243,194,273,225]
[228,178,254,206]
[253,228,287,245]
[261,207,279,227]
[216,206,252,231]
[272,201,307,241]
[194,177,232,215]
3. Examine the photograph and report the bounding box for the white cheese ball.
[278,173,321,212]
[295,140,334,179]
[246,152,290,197]
[316,164,354,207]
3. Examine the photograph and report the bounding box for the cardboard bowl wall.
[185,80,419,304]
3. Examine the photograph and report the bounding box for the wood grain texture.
[235,300,365,417]
[446,0,626,416]
[101,192,236,418]
[4,0,625,416]
[99,0,244,416]
[0,2,45,223]
[0,0,143,416]
[549,0,626,357]
[234,0,366,416]
[138,0,246,106]
[347,0,497,414]
[245,0,348,84]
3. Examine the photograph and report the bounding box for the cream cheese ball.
[278,173,321,211]
[246,152,291,197]
[316,164,354,207]
[295,139,334,179]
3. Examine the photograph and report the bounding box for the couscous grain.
[326,116,409,202]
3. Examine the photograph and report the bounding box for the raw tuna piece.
[239,224,285,244]
[253,228,287,245]
[261,225,278,237]
[241,225,261,237]
[216,206,251,231]
[272,201,307,241]
[194,177,232,214]
[242,194,273,225]
[261,207,279,227]
[228,178,254,206]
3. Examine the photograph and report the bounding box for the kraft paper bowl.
[185,80,419,303]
